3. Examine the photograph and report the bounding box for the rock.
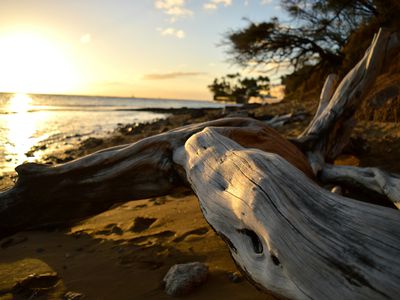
[64,291,84,300]
[13,272,59,294]
[163,262,208,296]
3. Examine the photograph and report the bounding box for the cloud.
[80,33,91,44]
[260,0,272,5]
[203,0,232,10]
[155,0,193,19]
[143,71,207,80]
[157,27,186,39]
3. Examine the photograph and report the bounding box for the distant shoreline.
[0,92,215,103]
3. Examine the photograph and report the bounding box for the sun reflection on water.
[4,94,44,170]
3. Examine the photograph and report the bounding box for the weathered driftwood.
[314,73,339,120]
[296,28,400,208]
[265,111,309,127]
[0,118,312,238]
[299,28,400,160]
[174,128,400,300]
[320,164,400,209]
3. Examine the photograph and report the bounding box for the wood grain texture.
[175,127,400,300]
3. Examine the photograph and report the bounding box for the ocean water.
[0,93,229,174]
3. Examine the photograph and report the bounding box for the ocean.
[0,93,230,174]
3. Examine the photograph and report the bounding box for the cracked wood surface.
[175,127,400,300]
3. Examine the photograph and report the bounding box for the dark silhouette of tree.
[208,74,270,103]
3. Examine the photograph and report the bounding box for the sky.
[0,0,288,100]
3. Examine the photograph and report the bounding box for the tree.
[225,0,399,71]
[208,73,270,103]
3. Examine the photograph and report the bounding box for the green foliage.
[208,73,270,103]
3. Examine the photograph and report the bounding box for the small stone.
[163,262,208,296]
[63,291,84,300]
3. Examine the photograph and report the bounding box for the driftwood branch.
[320,164,400,209]
[295,28,400,208]
[314,73,339,120]
[299,28,400,160]
[175,127,400,300]
[0,118,312,238]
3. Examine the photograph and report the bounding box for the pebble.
[163,262,208,296]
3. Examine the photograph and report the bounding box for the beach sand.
[1,101,400,299]
[0,194,276,300]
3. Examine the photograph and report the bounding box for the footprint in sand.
[129,217,157,232]
[173,227,209,243]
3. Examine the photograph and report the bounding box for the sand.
[0,194,275,299]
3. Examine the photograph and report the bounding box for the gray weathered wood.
[314,73,339,120]
[320,164,400,209]
[299,29,400,160]
[174,127,400,300]
[295,29,400,209]
[0,117,311,238]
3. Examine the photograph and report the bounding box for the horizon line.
[0,91,212,102]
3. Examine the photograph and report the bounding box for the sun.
[0,31,79,94]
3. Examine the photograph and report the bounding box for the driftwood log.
[1,28,400,299]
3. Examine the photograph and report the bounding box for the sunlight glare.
[5,94,44,168]
[8,93,32,113]
[0,31,79,94]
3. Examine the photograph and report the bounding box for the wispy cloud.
[260,0,272,5]
[143,71,207,80]
[157,27,186,39]
[155,0,193,20]
[203,0,232,10]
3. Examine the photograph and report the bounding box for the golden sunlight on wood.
[0,31,79,94]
